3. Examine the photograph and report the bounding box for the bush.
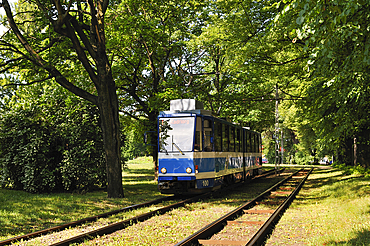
[332,163,370,177]
[0,94,106,193]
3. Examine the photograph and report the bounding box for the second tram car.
[157,99,262,194]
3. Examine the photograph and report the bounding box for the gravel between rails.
[80,171,291,246]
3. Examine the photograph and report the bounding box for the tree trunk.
[148,111,158,180]
[98,80,124,198]
[2,0,125,198]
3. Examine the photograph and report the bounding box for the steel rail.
[0,195,176,246]
[1,168,277,246]
[245,167,314,246]
[175,169,302,246]
[50,173,275,246]
[49,192,212,246]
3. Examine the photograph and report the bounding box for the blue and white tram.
[157,99,262,194]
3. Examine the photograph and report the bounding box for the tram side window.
[222,124,229,152]
[242,130,246,153]
[214,121,222,152]
[251,132,256,153]
[235,128,240,152]
[259,134,262,153]
[195,117,202,151]
[254,133,257,153]
[229,126,235,152]
[236,129,241,152]
[246,131,251,152]
[203,119,213,152]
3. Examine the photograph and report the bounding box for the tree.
[0,0,123,197]
[0,83,106,193]
[106,0,208,174]
[275,0,370,167]
[184,0,303,132]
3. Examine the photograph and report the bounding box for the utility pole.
[275,84,280,174]
[281,128,284,165]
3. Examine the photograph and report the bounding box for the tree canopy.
[0,0,123,197]
[1,0,370,195]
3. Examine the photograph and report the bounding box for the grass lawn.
[266,167,370,245]
[1,159,370,245]
[0,157,161,241]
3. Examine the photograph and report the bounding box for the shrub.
[0,94,106,193]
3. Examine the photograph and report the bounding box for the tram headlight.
[186,167,192,174]
[160,167,167,174]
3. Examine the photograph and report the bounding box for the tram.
[157,99,262,194]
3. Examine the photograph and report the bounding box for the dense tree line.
[274,0,370,167]
[0,0,369,195]
[0,84,106,192]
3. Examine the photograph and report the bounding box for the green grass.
[266,168,370,245]
[1,160,370,246]
[0,157,161,241]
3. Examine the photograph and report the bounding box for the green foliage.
[121,118,147,161]
[108,0,205,116]
[266,0,370,166]
[0,85,106,193]
[333,163,370,177]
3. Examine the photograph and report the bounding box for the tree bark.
[98,80,124,198]
[148,111,158,180]
[1,0,124,197]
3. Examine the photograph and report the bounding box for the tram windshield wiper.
[172,142,185,155]
[160,143,169,155]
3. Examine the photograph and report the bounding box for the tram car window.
[229,126,235,152]
[251,132,256,153]
[222,124,229,152]
[258,134,261,152]
[242,130,247,153]
[246,131,251,152]
[203,119,213,152]
[159,117,195,152]
[195,117,202,151]
[236,129,241,152]
[214,121,222,152]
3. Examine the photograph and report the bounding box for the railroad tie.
[256,200,281,205]
[272,191,291,194]
[227,220,265,225]
[244,209,275,214]
[279,187,295,191]
[198,239,249,245]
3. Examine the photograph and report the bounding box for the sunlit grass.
[266,168,370,246]
[2,163,370,245]
[0,157,160,241]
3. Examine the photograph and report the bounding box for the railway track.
[1,193,211,246]
[0,195,184,246]
[1,169,280,246]
[175,168,313,246]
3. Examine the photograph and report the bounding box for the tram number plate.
[196,179,214,189]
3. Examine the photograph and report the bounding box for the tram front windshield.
[159,117,195,153]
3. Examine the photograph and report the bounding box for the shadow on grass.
[211,168,365,209]
[324,229,370,245]
[292,169,370,209]
[123,167,154,176]
[0,178,161,239]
